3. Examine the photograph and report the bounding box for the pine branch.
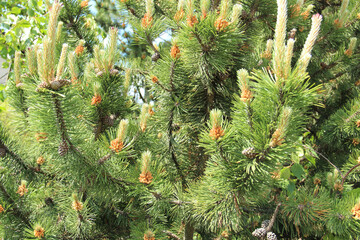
[169,200,192,205]
[345,109,360,122]
[1,141,55,178]
[94,106,104,141]
[163,230,181,240]
[60,2,93,52]
[52,94,69,144]
[0,180,31,228]
[136,84,147,103]
[98,153,112,165]
[265,203,281,232]
[145,33,161,60]
[125,2,140,18]
[341,163,360,186]
[304,145,344,178]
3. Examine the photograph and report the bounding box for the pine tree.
[1,0,360,239]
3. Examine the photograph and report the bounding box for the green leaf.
[11,7,21,15]
[305,155,316,166]
[287,180,296,193]
[14,19,31,29]
[280,167,291,179]
[291,163,305,179]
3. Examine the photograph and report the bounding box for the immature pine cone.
[0,147,6,158]
[58,140,69,156]
[261,219,270,228]
[252,228,267,238]
[242,147,257,159]
[267,232,277,240]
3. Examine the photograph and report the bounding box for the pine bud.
[284,38,295,79]
[299,14,322,63]
[108,27,118,69]
[34,225,45,239]
[139,151,153,184]
[26,47,37,75]
[209,109,225,140]
[14,51,22,86]
[16,180,28,197]
[140,104,149,132]
[117,119,129,142]
[345,37,357,57]
[237,69,252,102]
[46,0,62,81]
[262,39,274,59]
[109,119,129,153]
[231,4,242,24]
[298,53,312,74]
[124,68,131,95]
[56,21,63,42]
[55,44,68,81]
[270,107,292,147]
[142,0,154,29]
[273,0,287,80]
[200,0,210,19]
[338,0,349,28]
[72,194,83,211]
[68,52,78,83]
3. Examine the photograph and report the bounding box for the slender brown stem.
[163,230,181,240]
[341,163,360,186]
[304,145,344,178]
[265,203,281,232]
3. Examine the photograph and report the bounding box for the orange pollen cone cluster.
[75,45,85,55]
[187,15,198,27]
[17,183,28,197]
[215,17,229,31]
[240,88,252,102]
[139,171,153,184]
[151,76,158,83]
[109,138,124,152]
[170,44,181,59]
[270,129,284,147]
[174,9,185,21]
[80,0,88,8]
[141,13,153,28]
[209,126,224,140]
[72,200,84,211]
[91,94,102,105]
[34,227,45,239]
[351,201,360,220]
